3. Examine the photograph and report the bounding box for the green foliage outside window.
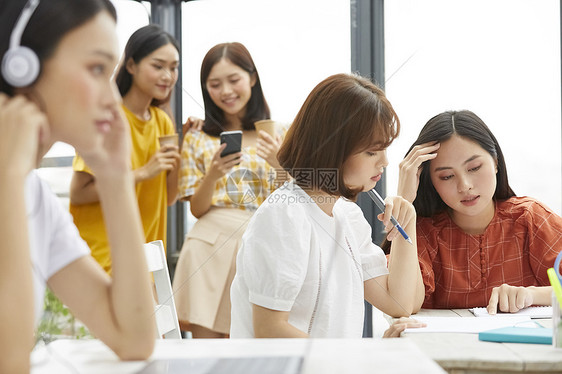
[35,288,92,344]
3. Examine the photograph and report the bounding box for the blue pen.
[367,189,413,245]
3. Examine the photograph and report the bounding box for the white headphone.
[1,0,41,87]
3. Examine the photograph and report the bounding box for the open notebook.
[469,306,552,319]
[136,356,304,374]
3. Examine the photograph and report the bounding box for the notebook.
[469,306,552,319]
[136,356,304,374]
[479,326,552,344]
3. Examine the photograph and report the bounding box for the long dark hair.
[410,110,515,217]
[278,73,400,200]
[200,42,270,137]
[0,0,116,95]
[115,24,179,107]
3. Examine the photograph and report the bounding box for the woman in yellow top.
[172,42,286,338]
[70,24,181,274]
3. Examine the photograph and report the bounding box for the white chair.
[144,240,181,339]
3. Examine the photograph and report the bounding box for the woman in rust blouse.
[397,110,562,314]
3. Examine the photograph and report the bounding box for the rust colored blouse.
[417,196,562,309]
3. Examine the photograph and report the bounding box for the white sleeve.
[242,201,311,311]
[38,176,89,278]
[346,203,388,281]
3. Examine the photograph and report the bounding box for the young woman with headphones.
[0,0,155,371]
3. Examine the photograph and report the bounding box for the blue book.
[479,326,552,345]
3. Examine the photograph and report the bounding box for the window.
[181,0,351,124]
[384,0,561,214]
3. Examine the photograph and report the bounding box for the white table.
[398,309,562,373]
[31,338,446,374]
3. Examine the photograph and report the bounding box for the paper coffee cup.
[158,134,178,147]
[254,120,276,138]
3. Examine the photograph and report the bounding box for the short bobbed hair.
[200,42,270,137]
[278,73,400,200]
[410,110,515,217]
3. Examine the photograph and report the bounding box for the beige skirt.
[172,207,254,334]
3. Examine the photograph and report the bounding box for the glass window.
[181,0,350,124]
[385,0,561,214]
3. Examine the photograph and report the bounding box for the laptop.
[136,355,304,374]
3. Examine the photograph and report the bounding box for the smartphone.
[220,130,243,157]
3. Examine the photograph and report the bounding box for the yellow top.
[69,105,175,274]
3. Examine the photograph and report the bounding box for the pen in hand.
[366,189,413,245]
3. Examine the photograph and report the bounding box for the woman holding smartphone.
[172,42,285,338]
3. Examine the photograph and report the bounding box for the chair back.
[144,240,181,339]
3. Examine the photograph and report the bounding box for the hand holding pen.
[367,189,413,245]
